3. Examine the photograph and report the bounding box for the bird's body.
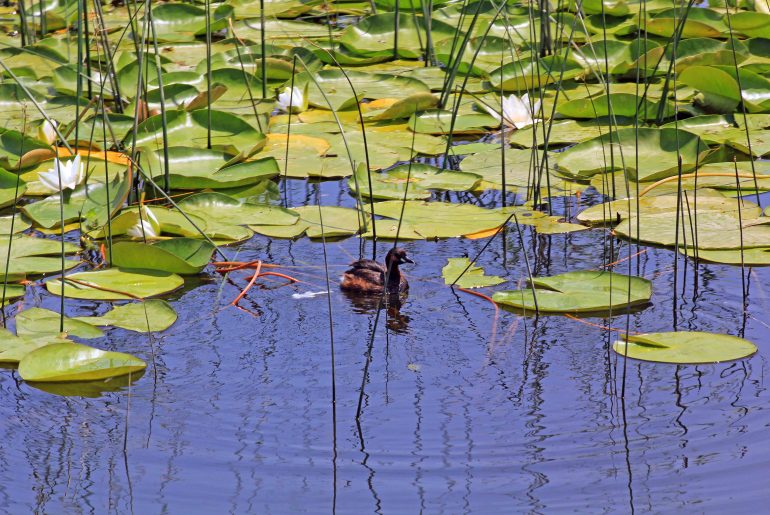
[340,248,413,294]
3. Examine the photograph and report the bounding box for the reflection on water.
[1,184,770,512]
[28,370,145,398]
[341,289,411,333]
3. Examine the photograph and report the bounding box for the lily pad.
[46,268,184,300]
[349,163,481,200]
[250,205,369,239]
[18,342,147,382]
[442,258,505,288]
[555,127,709,182]
[368,200,510,239]
[178,192,299,226]
[128,109,265,155]
[0,168,26,208]
[21,171,131,229]
[492,270,652,313]
[74,299,177,333]
[613,331,757,364]
[15,307,103,339]
[108,238,215,274]
[0,330,70,364]
[141,146,279,190]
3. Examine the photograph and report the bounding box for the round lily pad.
[613,331,757,364]
[492,271,652,314]
[18,342,147,382]
[46,268,184,300]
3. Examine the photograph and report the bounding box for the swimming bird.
[340,247,414,294]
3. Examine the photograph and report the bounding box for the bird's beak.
[401,256,415,265]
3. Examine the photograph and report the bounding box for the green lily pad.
[680,65,770,114]
[0,330,70,364]
[555,127,709,182]
[178,192,299,226]
[368,200,510,239]
[442,257,505,288]
[18,342,147,382]
[140,147,279,189]
[250,205,369,239]
[349,163,481,200]
[21,171,131,229]
[613,331,757,364]
[557,93,676,121]
[339,13,457,59]
[679,246,770,266]
[0,214,30,235]
[108,238,215,274]
[492,270,652,313]
[490,55,584,92]
[128,109,265,155]
[74,299,177,333]
[0,127,52,171]
[408,110,500,135]
[295,69,431,111]
[148,3,233,42]
[15,307,103,339]
[0,168,26,208]
[645,8,727,38]
[46,268,184,300]
[731,11,770,38]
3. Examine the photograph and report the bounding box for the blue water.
[1,181,769,513]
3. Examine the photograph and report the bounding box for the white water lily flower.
[483,93,541,129]
[276,86,307,114]
[37,155,85,192]
[38,119,58,145]
[126,207,160,239]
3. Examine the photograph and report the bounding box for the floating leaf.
[613,331,757,364]
[108,238,215,274]
[46,268,184,300]
[442,258,505,288]
[15,307,103,339]
[74,299,177,333]
[21,171,131,229]
[128,109,265,155]
[557,93,676,121]
[0,168,26,208]
[493,271,652,313]
[0,330,69,364]
[349,163,481,200]
[178,192,299,226]
[18,342,147,382]
[140,147,279,189]
[368,201,510,239]
[490,56,584,91]
[339,13,457,59]
[555,127,709,182]
[250,205,368,239]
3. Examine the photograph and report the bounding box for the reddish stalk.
[230,260,262,306]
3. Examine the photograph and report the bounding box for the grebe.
[340,247,414,294]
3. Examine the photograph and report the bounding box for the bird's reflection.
[342,290,411,334]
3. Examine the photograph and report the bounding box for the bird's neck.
[385,262,401,290]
